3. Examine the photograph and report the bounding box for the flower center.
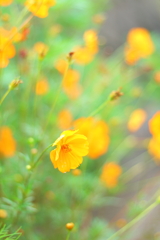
[61,144,71,153]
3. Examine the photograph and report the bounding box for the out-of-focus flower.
[100,162,122,188]
[55,59,67,74]
[154,71,160,84]
[0,126,16,158]
[127,109,147,132]
[92,14,106,24]
[72,169,82,176]
[35,78,49,95]
[148,137,160,162]
[0,209,7,218]
[149,111,160,141]
[33,42,48,59]
[125,28,154,65]
[84,30,98,54]
[0,0,12,6]
[62,69,82,99]
[50,130,89,173]
[9,79,23,90]
[25,0,56,18]
[58,109,73,130]
[116,218,127,228]
[66,222,74,231]
[0,28,16,68]
[73,47,94,65]
[73,117,109,159]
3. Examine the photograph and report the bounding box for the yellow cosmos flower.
[0,0,12,6]
[50,130,89,173]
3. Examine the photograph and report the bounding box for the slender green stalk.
[0,89,11,105]
[106,201,158,240]
[31,143,52,170]
[66,232,71,240]
[43,60,70,130]
[88,96,111,118]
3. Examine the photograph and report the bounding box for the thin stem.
[31,144,52,170]
[106,201,158,240]
[43,60,70,130]
[0,89,11,106]
[66,232,71,240]
[88,96,110,118]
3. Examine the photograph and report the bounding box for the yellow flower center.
[61,144,71,153]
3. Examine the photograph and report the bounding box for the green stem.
[0,89,11,105]
[31,144,52,170]
[66,232,71,240]
[88,96,110,118]
[107,201,158,240]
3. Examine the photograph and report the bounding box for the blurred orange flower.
[0,127,16,158]
[55,59,67,74]
[154,71,160,84]
[58,109,73,130]
[33,42,48,59]
[100,162,122,188]
[73,117,109,159]
[62,69,82,99]
[35,78,49,95]
[0,28,16,68]
[25,0,56,18]
[149,111,160,141]
[127,109,147,132]
[125,28,154,65]
[0,0,12,6]
[84,30,98,54]
[73,47,94,65]
[148,137,160,162]
[50,130,89,173]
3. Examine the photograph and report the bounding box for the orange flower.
[55,59,67,74]
[0,28,16,68]
[50,130,89,173]
[127,109,147,132]
[149,111,160,141]
[73,117,109,159]
[125,28,154,65]
[0,0,12,6]
[100,162,122,188]
[0,126,16,158]
[62,69,82,99]
[0,209,7,218]
[83,30,98,54]
[35,78,49,95]
[154,71,160,84]
[58,109,73,130]
[148,137,160,162]
[73,47,94,65]
[25,0,56,18]
[33,42,48,59]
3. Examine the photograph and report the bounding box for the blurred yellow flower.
[0,209,7,218]
[55,59,67,74]
[35,78,49,95]
[100,162,122,188]
[148,137,160,162]
[127,109,147,132]
[33,42,48,59]
[125,28,154,65]
[0,28,16,68]
[50,130,89,173]
[25,0,56,18]
[62,69,82,99]
[73,47,94,65]
[0,0,12,6]
[0,126,16,158]
[154,71,160,84]
[149,111,160,142]
[58,109,73,130]
[84,29,98,54]
[73,117,109,159]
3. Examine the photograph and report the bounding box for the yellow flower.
[50,130,89,173]
[100,162,122,188]
[0,0,12,6]
[35,78,49,95]
[127,109,147,132]
[25,0,56,18]
[0,126,16,158]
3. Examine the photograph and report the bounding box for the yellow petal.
[50,149,58,168]
[57,151,71,173]
[68,151,83,169]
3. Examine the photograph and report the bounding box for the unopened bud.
[67,52,74,63]
[66,222,74,231]
[9,79,23,90]
[110,88,123,101]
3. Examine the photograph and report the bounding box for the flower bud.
[66,222,74,231]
